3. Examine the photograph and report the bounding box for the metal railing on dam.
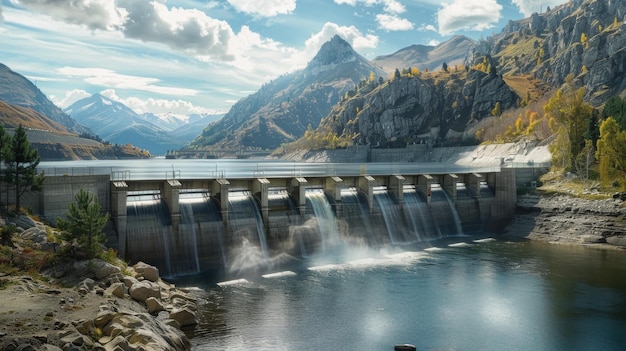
[39,159,504,181]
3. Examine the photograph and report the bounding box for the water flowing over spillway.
[124,182,493,277]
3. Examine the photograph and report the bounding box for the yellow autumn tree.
[596,117,626,182]
[543,78,593,171]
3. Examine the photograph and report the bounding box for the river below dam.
[174,236,626,351]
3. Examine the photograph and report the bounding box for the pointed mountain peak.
[308,35,358,68]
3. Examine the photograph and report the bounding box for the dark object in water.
[394,344,417,351]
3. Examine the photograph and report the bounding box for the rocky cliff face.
[480,0,626,105]
[320,69,518,146]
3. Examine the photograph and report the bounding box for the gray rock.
[145,297,165,315]
[129,280,161,302]
[104,282,125,298]
[123,275,139,288]
[582,235,605,244]
[133,262,160,282]
[169,307,197,327]
[10,215,36,230]
[606,236,626,247]
[76,278,95,292]
[90,259,122,280]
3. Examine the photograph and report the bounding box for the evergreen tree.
[58,189,109,259]
[602,96,626,129]
[0,126,9,212]
[6,125,44,211]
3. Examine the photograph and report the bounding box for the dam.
[27,159,524,276]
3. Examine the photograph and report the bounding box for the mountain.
[139,111,223,140]
[187,35,387,154]
[0,100,68,133]
[291,67,519,151]
[138,112,188,132]
[64,94,185,155]
[170,113,223,142]
[372,35,476,74]
[0,63,91,134]
[476,0,626,105]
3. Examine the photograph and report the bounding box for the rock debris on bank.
[0,216,197,351]
[506,194,626,248]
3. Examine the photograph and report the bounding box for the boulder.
[129,280,161,302]
[134,262,160,282]
[582,235,605,243]
[104,282,126,298]
[123,275,139,289]
[606,235,626,247]
[169,307,197,327]
[10,215,36,230]
[94,311,116,329]
[76,278,95,292]
[146,297,165,314]
[91,259,122,280]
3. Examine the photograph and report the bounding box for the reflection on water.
[177,238,626,351]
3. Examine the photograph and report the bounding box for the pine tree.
[6,125,43,211]
[0,126,9,212]
[58,189,109,259]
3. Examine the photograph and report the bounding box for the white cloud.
[101,89,215,115]
[334,0,405,14]
[418,23,437,32]
[56,67,199,96]
[382,0,405,14]
[304,22,379,60]
[376,14,413,31]
[333,0,413,33]
[511,0,568,17]
[119,0,237,61]
[227,0,296,17]
[52,89,92,109]
[437,0,502,36]
[12,0,126,30]
[427,39,440,46]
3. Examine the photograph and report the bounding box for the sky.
[0,0,569,116]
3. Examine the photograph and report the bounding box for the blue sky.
[0,0,569,116]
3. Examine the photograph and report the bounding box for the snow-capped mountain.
[64,94,223,155]
[64,94,183,155]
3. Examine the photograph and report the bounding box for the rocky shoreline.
[503,193,626,250]
[0,217,197,351]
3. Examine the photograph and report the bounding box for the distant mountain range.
[372,35,476,74]
[64,94,222,156]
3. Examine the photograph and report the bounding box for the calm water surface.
[176,238,626,351]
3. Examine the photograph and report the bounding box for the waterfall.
[432,184,464,235]
[228,191,269,263]
[373,186,402,244]
[126,194,173,274]
[306,189,340,251]
[402,186,437,241]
